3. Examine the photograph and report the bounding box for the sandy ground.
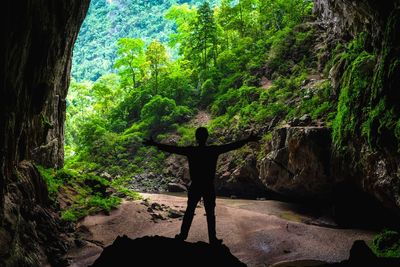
[66,193,375,267]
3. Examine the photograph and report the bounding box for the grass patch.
[36,164,140,222]
[36,165,63,203]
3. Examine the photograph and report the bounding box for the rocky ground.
[66,193,374,267]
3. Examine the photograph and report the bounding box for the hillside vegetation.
[50,0,330,221]
[72,0,219,81]
[35,0,400,258]
[39,0,330,221]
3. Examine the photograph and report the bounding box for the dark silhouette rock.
[274,240,400,267]
[90,235,246,267]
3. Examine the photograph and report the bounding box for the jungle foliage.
[53,1,400,253]
[72,0,219,81]
[54,0,333,221]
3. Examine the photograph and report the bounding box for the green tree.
[140,95,191,135]
[158,60,196,106]
[165,4,197,56]
[145,40,168,95]
[191,2,218,70]
[91,74,121,114]
[66,79,93,150]
[114,38,146,89]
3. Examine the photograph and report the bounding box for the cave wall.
[259,1,400,221]
[313,0,400,215]
[313,0,395,43]
[0,1,89,266]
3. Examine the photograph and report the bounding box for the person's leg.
[176,187,201,240]
[203,189,221,244]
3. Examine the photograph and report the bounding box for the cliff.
[0,1,89,265]
[314,0,400,214]
[257,0,400,225]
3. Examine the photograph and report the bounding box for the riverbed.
[66,193,375,267]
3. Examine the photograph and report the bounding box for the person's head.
[195,127,208,146]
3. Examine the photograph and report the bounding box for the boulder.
[168,209,184,218]
[259,127,333,200]
[164,154,190,183]
[299,114,312,125]
[151,202,163,211]
[167,183,187,192]
[216,152,269,198]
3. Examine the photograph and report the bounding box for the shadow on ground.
[90,235,246,267]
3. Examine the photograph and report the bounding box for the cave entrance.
[4,1,400,267]
[64,0,329,206]
[61,0,400,265]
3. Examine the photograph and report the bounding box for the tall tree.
[191,2,218,70]
[114,38,146,89]
[91,74,121,114]
[145,40,168,95]
[165,4,197,57]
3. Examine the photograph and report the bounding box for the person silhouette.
[143,127,260,245]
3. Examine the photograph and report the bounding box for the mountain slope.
[72,0,219,81]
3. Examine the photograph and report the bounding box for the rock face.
[258,126,399,227]
[313,0,392,43]
[313,0,400,216]
[259,127,332,200]
[164,154,191,185]
[0,1,89,266]
[216,152,269,198]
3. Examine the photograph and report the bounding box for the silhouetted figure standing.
[143,127,259,245]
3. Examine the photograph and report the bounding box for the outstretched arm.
[216,133,260,154]
[142,137,189,156]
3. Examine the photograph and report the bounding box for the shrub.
[140,95,192,135]
[36,165,63,203]
[371,230,400,258]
